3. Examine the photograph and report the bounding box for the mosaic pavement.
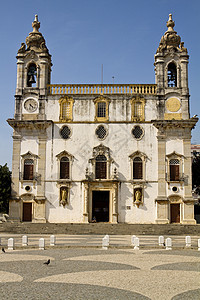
[0,247,200,300]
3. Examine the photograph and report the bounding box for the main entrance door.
[23,203,32,222]
[92,191,109,222]
[170,204,180,223]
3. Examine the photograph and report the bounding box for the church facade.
[8,14,198,224]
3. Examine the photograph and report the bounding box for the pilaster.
[37,136,46,199]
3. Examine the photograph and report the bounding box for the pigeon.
[2,247,5,253]
[163,242,165,247]
[43,259,50,265]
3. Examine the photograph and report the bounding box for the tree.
[0,164,11,213]
[192,153,200,194]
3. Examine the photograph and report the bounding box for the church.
[7,14,198,224]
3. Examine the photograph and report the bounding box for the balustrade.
[47,84,157,95]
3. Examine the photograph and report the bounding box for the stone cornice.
[7,119,53,131]
[152,118,198,130]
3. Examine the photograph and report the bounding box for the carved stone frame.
[59,96,74,122]
[93,96,111,122]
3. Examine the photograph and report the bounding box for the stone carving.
[60,187,68,206]
[92,144,110,159]
[135,189,142,202]
[24,15,49,53]
[134,188,143,207]
[157,14,187,54]
[18,43,26,53]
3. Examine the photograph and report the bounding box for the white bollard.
[158,236,164,246]
[185,236,191,248]
[131,235,136,246]
[50,235,56,246]
[22,235,28,246]
[8,238,14,250]
[105,234,110,243]
[198,239,200,251]
[102,236,109,250]
[39,238,45,250]
[134,237,139,250]
[165,238,172,250]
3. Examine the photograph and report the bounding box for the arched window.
[167,63,177,87]
[133,157,143,179]
[60,157,69,179]
[95,155,107,179]
[169,159,180,181]
[27,63,37,87]
[23,159,34,180]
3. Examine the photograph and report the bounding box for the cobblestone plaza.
[0,235,200,299]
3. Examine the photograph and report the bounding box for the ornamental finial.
[167,13,175,32]
[32,14,40,33]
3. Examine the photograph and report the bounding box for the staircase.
[0,222,200,235]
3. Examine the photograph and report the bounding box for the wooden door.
[23,203,32,222]
[170,204,180,223]
[92,191,109,222]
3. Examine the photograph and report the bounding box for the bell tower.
[154,14,189,120]
[154,14,198,224]
[15,15,52,120]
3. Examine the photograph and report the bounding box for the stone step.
[0,223,200,235]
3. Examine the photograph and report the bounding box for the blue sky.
[1,0,200,169]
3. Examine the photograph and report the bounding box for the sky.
[1,0,200,169]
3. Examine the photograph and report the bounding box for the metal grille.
[97,102,106,118]
[169,159,180,165]
[132,126,143,139]
[62,102,71,119]
[24,159,34,165]
[60,126,71,139]
[96,126,107,140]
[134,102,142,118]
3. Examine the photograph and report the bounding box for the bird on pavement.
[2,247,5,253]
[43,259,50,265]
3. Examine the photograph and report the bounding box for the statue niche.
[60,187,69,207]
[134,188,143,207]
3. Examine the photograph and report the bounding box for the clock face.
[24,99,38,112]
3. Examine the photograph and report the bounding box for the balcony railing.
[19,172,40,182]
[47,84,157,95]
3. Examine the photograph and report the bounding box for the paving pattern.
[0,246,200,299]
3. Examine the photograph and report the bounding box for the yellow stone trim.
[164,113,182,120]
[130,96,145,122]
[93,96,111,122]
[59,96,74,122]
[48,84,157,95]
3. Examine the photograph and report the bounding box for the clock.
[24,99,38,112]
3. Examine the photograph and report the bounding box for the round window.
[60,126,71,139]
[95,125,107,140]
[172,186,178,192]
[132,125,144,140]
